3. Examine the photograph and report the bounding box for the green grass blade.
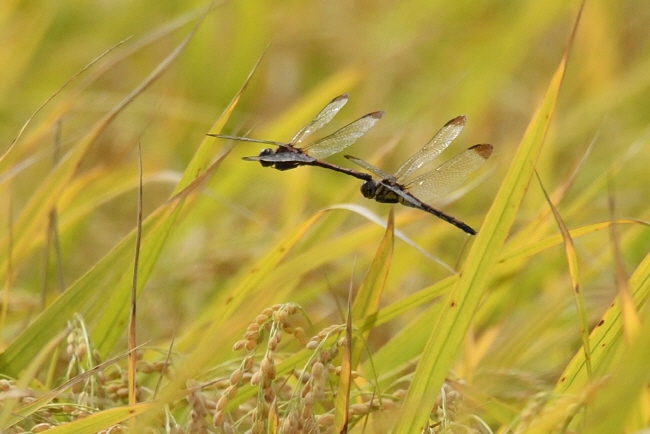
[0,198,178,375]
[391,4,581,430]
[91,148,233,354]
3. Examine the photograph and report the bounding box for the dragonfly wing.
[290,94,349,146]
[344,155,392,179]
[302,111,384,159]
[208,134,286,147]
[243,153,315,163]
[403,144,493,202]
[393,115,466,182]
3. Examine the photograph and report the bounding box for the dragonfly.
[207,94,383,181]
[345,115,493,235]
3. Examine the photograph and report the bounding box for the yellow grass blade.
[91,48,264,356]
[335,209,394,431]
[91,150,231,354]
[181,49,267,194]
[350,209,394,366]
[537,172,592,377]
[555,248,650,395]
[582,298,650,432]
[41,404,151,434]
[0,11,205,281]
[1,347,139,429]
[0,10,199,180]
[132,212,327,430]
[334,277,355,433]
[0,170,208,375]
[392,4,582,431]
[0,329,67,428]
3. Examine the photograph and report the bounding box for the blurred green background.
[1,0,650,431]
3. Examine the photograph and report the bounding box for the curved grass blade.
[0,9,206,283]
[0,11,216,374]
[350,209,394,367]
[91,150,232,354]
[175,204,453,345]
[536,171,592,378]
[0,8,203,183]
[608,179,641,343]
[1,38,130,163]
[127,142,145,409]
[334,208,395,424]
[193,48,267,189]
[555,248,650,395]
[352,208,395,340]
[0,152,224,375]
[91,46,265,354]
[391,4,582,431]
[327,204,455,272]
[501,219,647,265]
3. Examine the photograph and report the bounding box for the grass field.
[1,1,650,433]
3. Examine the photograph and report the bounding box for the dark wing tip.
[334,94,350,102]
[470,143,493,159]
[343,155,354,160]
[446,115,467,127]
[369,111,385,119]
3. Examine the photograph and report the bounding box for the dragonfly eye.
[257,148,276,167]
[259,148,274,157]
[360,181,377,199]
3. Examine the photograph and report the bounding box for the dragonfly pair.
[207,94,493,235]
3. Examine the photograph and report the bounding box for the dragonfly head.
[360,180,378,199]
[258,148,275,167]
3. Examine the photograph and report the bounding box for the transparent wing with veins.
[301,111,384,159]
[290,94,349,147]
[393,115,466,182]
[403,143,493,203]
[344,155,393,180]
[210,135,286,147]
